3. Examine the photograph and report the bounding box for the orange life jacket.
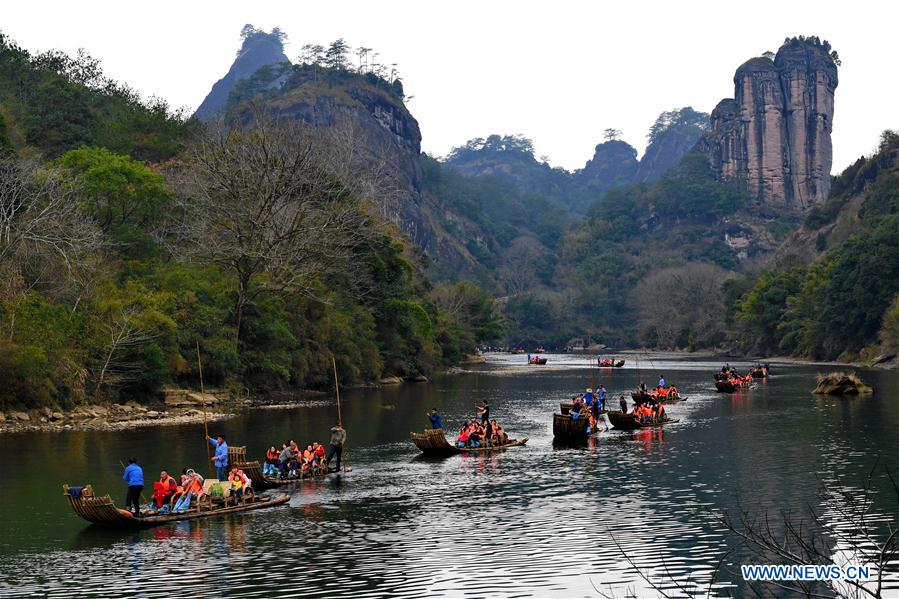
[187,477,203,495]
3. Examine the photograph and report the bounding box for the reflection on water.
[1,354,898,597]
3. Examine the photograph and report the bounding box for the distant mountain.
[443,134,577,204]
[194,26,289,120]
[443,108,709,216]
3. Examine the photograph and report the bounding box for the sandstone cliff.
[698,37,838,212]
[269,70,434,253]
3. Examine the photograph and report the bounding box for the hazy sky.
[5,1,897,172]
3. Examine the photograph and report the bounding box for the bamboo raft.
[553,402,605,440]
[715,379,751,393]
[631,390,686,403]
[529,357,547,365]
[598,359,625,368]
[607,411,678,431]
[410,428,527,456]
[230,446,349,488]
[63,484,289,528]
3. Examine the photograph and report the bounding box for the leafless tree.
[312,118,408,226]
[634,263,729,349]
[501,236,546,296]
[91,307,156,400]
[0,157,103,274]
[169,116,372,345]
[599,466,899,598]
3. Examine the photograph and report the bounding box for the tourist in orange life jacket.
[228,467,251,501]
[169,468,191,506]
[491,420,507,445]
[313,441,325,462]
[456,426,470,448]
[302,446,315,475]
[264,446,280,476]
[152,471,177,508]
[469,424,482,447]
[172,469,204,512]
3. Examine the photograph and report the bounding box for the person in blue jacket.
[658,374,666,388]
[597,384,607,412]
[428,408,443,429]
[208,434,229,480]
[122,458,144,517]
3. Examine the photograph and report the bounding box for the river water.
[1,354,897,598]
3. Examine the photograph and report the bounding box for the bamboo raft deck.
[607,411,678,431]
[410,428,527,456]
[63,484,289,528]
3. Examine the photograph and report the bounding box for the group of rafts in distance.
[553,371,683,441]
[715,363,769,392]
[413,356,692,453]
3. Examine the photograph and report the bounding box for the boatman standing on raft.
[122,457,144,517]
[478,400,490,424]
[428,408,443,429]
[326,424,346,472]
[208,434,229,480]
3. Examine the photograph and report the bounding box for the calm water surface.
[1,354,898,598]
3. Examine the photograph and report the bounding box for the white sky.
[4,1,897,172]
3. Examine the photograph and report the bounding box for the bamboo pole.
[332,356,345,472]
[332,356,342,428]
[197,340,213,478]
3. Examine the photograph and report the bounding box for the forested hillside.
[729,130,899,362]
[0,32,501,411]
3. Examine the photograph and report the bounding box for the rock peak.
[195,26,290,120]
[698,37,839,211]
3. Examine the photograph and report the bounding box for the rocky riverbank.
[0,401,234,434]
[0,388,237,434]
[0,374,440,434]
